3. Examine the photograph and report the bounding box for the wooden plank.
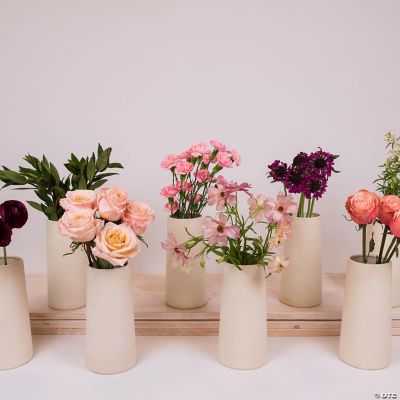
[25,273,400,336]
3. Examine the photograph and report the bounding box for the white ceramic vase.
[0,257,33,370]
[165,216,208,309]
[219,263,267,370]
[86,265,136,374]
[367,223,400,307]
[47,220,87,310]
[280,214,322,307]
[339,256,392,370]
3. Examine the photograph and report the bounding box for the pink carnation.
[160,185,179,198]
[196,169,211,183]
[216,151,233,168]
[175,161,194,175]
[231,149,241,166]
[188,142,209,157]
[175,181,193,191]
[165,199,178,213]
[161,154,180,169]
[210,140,227,152]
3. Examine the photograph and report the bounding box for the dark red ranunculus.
[0,218,12,247]
[0,200,28,229]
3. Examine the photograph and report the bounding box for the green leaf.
[97,257,112,269]
[78,175,87,189]
[86,159,96,181]
[108,162,123,169]
[26,200,43,212]
[96,150,109,172]
[90,179,107,190]
[1,170,27,184]
[49,163,60,183]
[97,143,104,157]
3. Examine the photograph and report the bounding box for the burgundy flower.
[0,200,28,229]
[284,166,306,194]
[309,150,335,177]
[0,218,12,247]
[303,174,328,199]
[268,160,288,183]
[292,152,311,168]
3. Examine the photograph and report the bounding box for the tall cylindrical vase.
[86,265,136,374]
[219,263,267,370]
[165,216,208,309]
[280,214,322,307]
[0,257,33,370]
[367,223,400,307]
[47,220,87,310]
[339,256,392,370]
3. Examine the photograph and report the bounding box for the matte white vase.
[367,223,400,307]
[339,256,392,370]
[0,257,33,370]
[280,214,322,307]
[47,220,87,310]
[86,265,136,374]
[165,216,208,309]
[219,263,267,370]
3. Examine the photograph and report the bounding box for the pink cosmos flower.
[202,214,240,246]
[265,192,297,224]
[268,256,289,273]
[165,199,178,213]
[216,151,233,168]
[248,194,268,222]
[175,181,193,191]
[276,216,292,241]
[215,176,251,193]
[161,233,189,267]
[161,154,180,169]
[231,149,241,166]
[188,142,209,157]
[160,185,180,198]
[208,186,237,211]
[196,169,211,183]
[210,140,227,152]
[175,161,194,175]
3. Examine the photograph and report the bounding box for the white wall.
[1,0,399,274]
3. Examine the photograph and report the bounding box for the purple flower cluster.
[267,149,338,200]
[0,200,28,247]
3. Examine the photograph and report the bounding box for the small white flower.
[385,131,397,145]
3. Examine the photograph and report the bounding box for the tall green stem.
[362,225,367,263]
[377,225,389,264]
[383,236,397,264]
[3,247,7,265]
[297,193,305,217]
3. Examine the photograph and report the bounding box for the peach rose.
[122,201,155,235]
[58,209,101,242]
[378,195,400,225]
[60,190,97,211]
[92,222,140,267]
[97,187,128,221]
[345,189,380,225]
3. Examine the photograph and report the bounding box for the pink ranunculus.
[58,209,101,242]
[165,199,179,213]
[265,192,297,224]
[207,186,236,211]
[92,222,140,267]
[210,140,227,152]
[248,194,268,222]
[216,151,233,168]
[122,201,155,235]
[161,233,190,269]
[161,154,180,169]
[188,142,209,157]
[196,169,211,183]
[268,256,289,273]
[231,149,241,166]
[390,210,400,237]
[60,190,97,211]
[160,185,179,198]
[175,161,194,175]
[202,213,240,246]
[345,190,380,225]
[378,195,400,226]
[175,181,193,191]
[97,187,128,221]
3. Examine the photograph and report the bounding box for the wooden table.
[27,273,400,336]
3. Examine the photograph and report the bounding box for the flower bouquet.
[58,187,154,374]
[0,144,124,310]
[160,140,240,309]
[340,188,394,370]
[0,200,33,370]
[164,177,296,369]
[267,148,339,307]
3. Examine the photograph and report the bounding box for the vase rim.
[0,256,23,267]
[168,215,202,221]
[349,255,391,267]
[223,262,263,268]
[88,263,130,271]
[292,213,321,219]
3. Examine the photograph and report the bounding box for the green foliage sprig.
[0,144,123,221]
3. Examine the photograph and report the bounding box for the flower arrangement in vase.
[160,140,240,309]
[340,188,396,370]
[0,144,124,310]
[267,148,339,307]
[58,187,154,374]
[0,200,33,370]
[165,177,296,369]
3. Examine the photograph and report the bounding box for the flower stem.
[386,238,400,263]
[362,225,367,263]
[377,225,389,264]
[383,236,397,264]
[297,193,305,217]
[3,247,7,265]
[306,199,311,218]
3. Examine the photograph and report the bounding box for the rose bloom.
[160,185,179,198]
[210,140,227,152]
[390,210,400,237]
[378,195,400,226]
[196,169,211,183]
[58,209,101,242]
[175,161,194,175]
[161,154,180,169]
[188,142,209,157]
[92,222,140,267]
[60,190,97,211]
[216,151,233,168]
[97,187,128,221]
[345,189,380,225]
[122,201,155,235]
